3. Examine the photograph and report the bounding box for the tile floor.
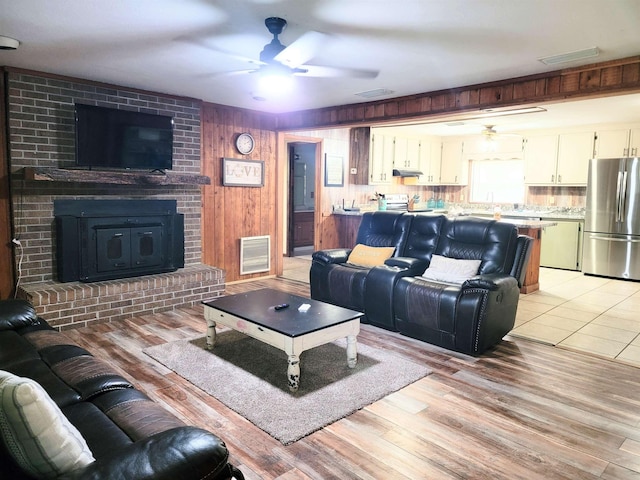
[511,267,640,367]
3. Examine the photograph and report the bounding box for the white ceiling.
[1,0,640,132]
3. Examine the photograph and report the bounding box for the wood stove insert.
[55,199,184,283]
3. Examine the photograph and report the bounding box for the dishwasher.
[540,220,584,271]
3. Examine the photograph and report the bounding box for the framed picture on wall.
[222,158,264,187]
[324,154,344,187]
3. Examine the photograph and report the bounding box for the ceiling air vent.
[355,88,394,99]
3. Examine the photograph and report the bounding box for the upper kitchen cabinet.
[524,131,593,185]
[369,132,394,185]
[440,139,468,185]
[393,136,421,171]
[594,126,640,158]
[416,136,441,185]
[348,127,395,185]
[524,134,558,185]
[556,131,594,185]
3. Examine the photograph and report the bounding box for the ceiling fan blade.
[274,31,327,67]
[297,64,379,79]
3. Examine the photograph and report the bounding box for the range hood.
[392,168,423,177]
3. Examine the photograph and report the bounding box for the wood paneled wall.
[200,103,279,283]
[277,56,640,130]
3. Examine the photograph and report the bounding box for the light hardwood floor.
[63,277,640,480]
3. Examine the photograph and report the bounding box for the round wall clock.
[235,132,255,155]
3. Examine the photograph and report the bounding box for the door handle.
[588,235,640,243]
[616,171,624,222]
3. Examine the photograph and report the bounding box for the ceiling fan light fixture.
[257,64,294,94]
[538,47,599,66]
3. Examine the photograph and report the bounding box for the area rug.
[143,330,430,445]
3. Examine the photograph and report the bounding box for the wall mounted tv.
[75,104,174,172]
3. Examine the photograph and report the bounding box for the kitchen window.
[470,158,524,204]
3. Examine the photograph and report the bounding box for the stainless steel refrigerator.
[583,157,640,280]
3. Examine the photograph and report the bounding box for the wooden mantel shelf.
[22,167,211,186]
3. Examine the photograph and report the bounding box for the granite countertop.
[491,218,558,228]
[457,208,584,220]
[332,208,449,216]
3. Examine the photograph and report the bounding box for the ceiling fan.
[214,17,379,80]
[480,125,521,138]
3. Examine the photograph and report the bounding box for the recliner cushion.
[0,370,95,479]
[422,255,481,284]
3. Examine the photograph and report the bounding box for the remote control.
[274,303,289,311]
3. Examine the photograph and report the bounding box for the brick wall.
[7,71,224,327]
[8,72,203,283]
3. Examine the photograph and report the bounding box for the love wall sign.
[222,158,265,187]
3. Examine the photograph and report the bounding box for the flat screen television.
[75,104,174,171]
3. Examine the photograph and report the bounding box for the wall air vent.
[240,235,270,275]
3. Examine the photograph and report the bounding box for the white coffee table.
[202,288,362,392]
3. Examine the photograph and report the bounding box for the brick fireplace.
[7,72,225,329]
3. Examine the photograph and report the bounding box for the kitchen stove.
[384,193,409,210]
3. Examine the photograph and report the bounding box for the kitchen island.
[488,217,557,294]
[332,210,555,294]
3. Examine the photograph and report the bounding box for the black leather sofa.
[0,299,244,480]
[310,212,532,355]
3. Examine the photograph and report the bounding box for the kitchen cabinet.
[369,133,394,185]
[393,136,421,170]
[540,220,584,271]
[556,132,594,185]
[348,128,394,185]
[524,132,593,185]
[524,134,558,184]
[417,136,441,185]
[594,127,640,158]
[440,139,467,185]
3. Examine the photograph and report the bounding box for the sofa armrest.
[0,299,41,331]
[384,256,428,272]
[312,248,351,265]
[510,235,533,287]
[59,427,241,480]
[462,273,517,291]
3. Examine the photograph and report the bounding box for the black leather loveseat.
[0,299,244,480]
[310,212,532,355]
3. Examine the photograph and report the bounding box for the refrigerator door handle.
[621,170,628,220]
[616,171,624,222]
[587,235,640,243]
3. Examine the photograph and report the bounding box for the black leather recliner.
[310,211,412,317]
[310,212,533,355]
[0,299,244,480]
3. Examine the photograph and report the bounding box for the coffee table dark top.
[202,288,362,337]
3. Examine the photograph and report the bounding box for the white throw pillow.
[0,370,95,479]
[421,255,482,284]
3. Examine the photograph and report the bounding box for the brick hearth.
[18,265,224,330]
